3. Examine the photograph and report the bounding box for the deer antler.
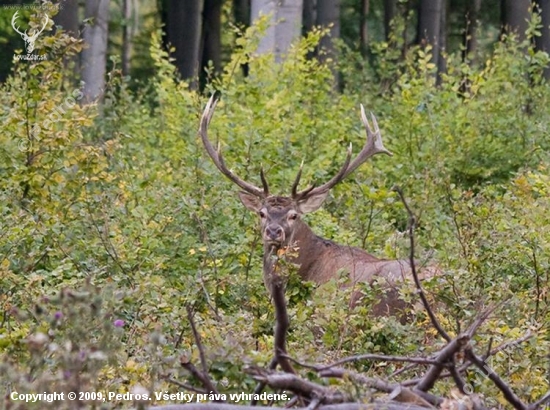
[32,14,49,39]
[293,104,392,201]
[11,11,25,37]
[199,94,268,198]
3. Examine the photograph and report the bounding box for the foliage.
[1,10,550,409]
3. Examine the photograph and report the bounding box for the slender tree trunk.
[417,0,444,80]
[81,0,110,104]
[166,0,203,89]
[233,0,250,29]
[54,0,79,78]
[534,0,550,80]
[251,0,303,62]
[55,0,79,34]
[501,0,530,42]
[121,0,135,76]
[302,0,315,36]
[384,0,396,41]
[317,0,340,62]
[359,0,369,54]
[233,0,250,76]
[201,0,222,88]
[437,0,448,83]
[463,0,481,63]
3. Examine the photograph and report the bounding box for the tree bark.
[201,0,222,87]
[166,0,203,89]
[302,0,315,37]
[384,0,397,41]
[81,0,110,104]
[251,0,304,62]
[121,0,137,76]
[54,0,79,35]
[233,0,250,29]
[534,0,550,80]
[417,0,444,81]
[359,0,369,54]
[501,0,530,42]
[54,0,79,78]
[317,0,340,63]
[463,0,481,63]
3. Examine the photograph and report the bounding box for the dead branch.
[393,186,451,343]
[247,370,349,404]
[179,308,219,397]
[179,356,220,398]
[414,334,470,392]
[464,348,527,410]
[318,367,442,406]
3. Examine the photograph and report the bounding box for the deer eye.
[288,212,298,220]
[259,210,266,218]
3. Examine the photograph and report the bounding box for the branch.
[393,186,451,343]
[181,307,219,397]
[415,334,470,392]
[464,348,527,410]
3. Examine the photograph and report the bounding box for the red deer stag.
[199,95,434,316]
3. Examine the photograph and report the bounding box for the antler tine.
[294,144,353,199]
[199,94,266,198]
[293,104,392,200]
[11,11,25,36]
[344,104,392,176]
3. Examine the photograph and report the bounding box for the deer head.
[11,11,49,54]
[199,94,392,252]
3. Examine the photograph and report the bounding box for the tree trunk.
[166,0,203,89]
[54,0,79,78]
[384,0,397,41]
[534,0,550,80]
[201,0,222,88]
[302,0,315,36]
[417,0,444,80]
[501,0,530,42]
[359,0,369,54]
[81,0,110,104]
[317,0,340,62]
[437,0,447,83]
[463,0,481,63]
[54,0,79,34]
[122,0,137,76]
[233,0,250,29]
[251,0,304,62]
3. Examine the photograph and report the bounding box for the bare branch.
[464,348,527,410]
[393,186,451,343]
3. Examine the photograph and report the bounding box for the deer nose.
[265,226,283,241]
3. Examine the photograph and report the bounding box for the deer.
[199,94,436,317]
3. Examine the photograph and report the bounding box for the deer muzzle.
[264,225,284,244]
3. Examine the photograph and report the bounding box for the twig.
[186,304,209,376]
[464,348,527,410]
[319,353,443,370]
[528,391,550,410]
[393,186,451,343]
[183,306,219,396]
[415,334,470,392]
[165,377,207,394]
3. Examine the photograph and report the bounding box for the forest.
[1,0,550,409]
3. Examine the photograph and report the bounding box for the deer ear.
[297,191,329,214]
[238,191,263,212]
